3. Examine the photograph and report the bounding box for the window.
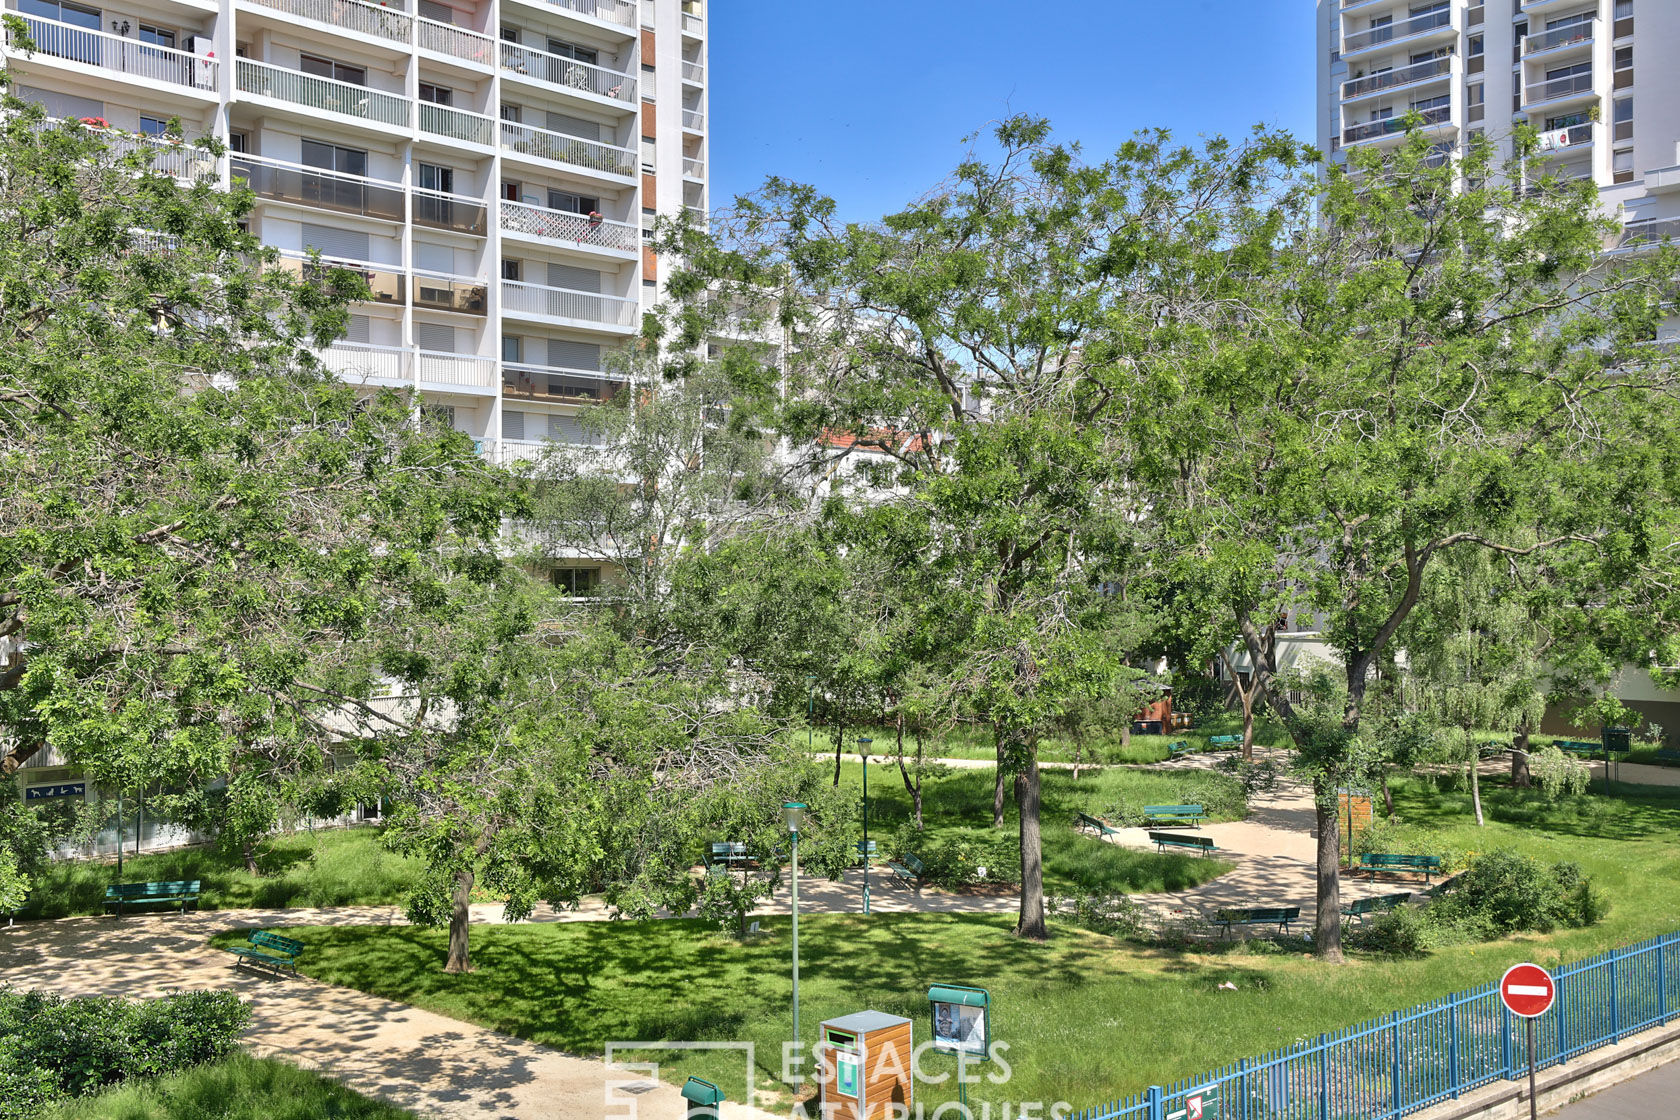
[1545,11,1592,29]
[550,568,600,595]
[501,26,518,42]
[300,54,364,85]
[418,163,453,193]
[137,116,169,136]
[1468,34,1483,73]
[500,104,522,123]
[1368,14,1393,46]
[422,402,456,428]
[547,39,598,65]
[501,259,522,281]
[501,180,521,201]
[19,0,98,30]
[1614,97,1633,141]
[418,82,452,106]
[1615,46,1633,89]
[547,188,597,213]
[227,131,248,153]
[137,24,175,48]
[1513,22,1527,63]
[502,336,521,363]
[641,63,656,98]
[301,139,367,177]
[1410,93,1450,113]
[640,136,656,172]
[418,0,453,23]
[1613,147,1634,184]
[1468,35,1483,56]
[1467,84,1484,122]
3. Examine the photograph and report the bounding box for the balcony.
[233,154,405,222]
[682,12,703,37]
[12,15,218,93]
[501,280,639,329]
[414,188,489,235]
[1342,7,1453,57]
[681,60,704,84]
[500,42,635,105]
[1341,56,1452,103]
[683,157,704,180]
[1342,105,1453,147]
[681,109,705,132]
[417,350,496,390]
[500,120,637,179]
[502,363,626,403]
[517,0,638,32]
[242,0,411,45]
[277,252,406,304]
[95,127,219,181]
[319,343,496,392]
[1524,70,1596,112]
[417,18,495,68]
[1521,0,1587,16]
[413,271,488,315]
[236,59,409,127]
[418,102,496,148]
[499,201,639,253]
[1523,18,1595,58]
[1536,122,1593,153]
[1619,217,1680,248]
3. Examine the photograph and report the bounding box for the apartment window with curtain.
[1614,0,1633,39]
[1614,98,1633,142]
[1467,84,1484,123]
[1615,46,1633,89]
[1467,35,1483,74]
[300,54,365,86]
[1613,148,1634,184]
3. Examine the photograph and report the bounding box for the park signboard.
[927,984,990,1058]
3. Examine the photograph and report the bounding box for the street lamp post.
[783,801,808,1057]
[856,737,873,915]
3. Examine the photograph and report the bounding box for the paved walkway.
[1546,1050,1680,1117]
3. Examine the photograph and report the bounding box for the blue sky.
[707,0,1318,224]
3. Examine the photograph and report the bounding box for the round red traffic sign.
[1500,962,1556,1018]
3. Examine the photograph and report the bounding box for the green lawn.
[260,776,1680,1113]
[808,712,1291,765]
[41,1054,412,1119]
[19,827,420,919]
[833,760,1238,894]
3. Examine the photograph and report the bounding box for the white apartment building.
[1318,0,1680,270]
[3,0,709,470]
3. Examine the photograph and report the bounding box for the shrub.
[1527,745,1591,801]
[1432,849,1606,936]
[1214,756,1280,797]
[694,869,773,937]
[1048,891,1151,939]
[910,829,1021,888]
[1355,904,1428,957]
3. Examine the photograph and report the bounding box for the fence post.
[1501,999,1513,1078]
[1610,951,1620,1044]
[1557,969,1568,1065]
[1239,1057,1249,1120]
[1318,1034,1330,1120]
[1390,1011,1402,1119]
[1661,936,1670,1026]
[1449,998,1460,1099]
[1147,1084,1163,1120]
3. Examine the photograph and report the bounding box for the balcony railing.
[413,271,488,315]
[682,157,704,179]
[1537,122,1593,152]
[320,343,497,389]
[503,363,625,402]
[1342,56,1451,101]
[1619,217,1680,248]
[1342,105,1452,145]
[500,201,638,250]
[501,280,638,326]
[417,18,494,66]
[245,0,411,43]
[237,59,409,125]
[681,59,704,83]
[1342,7,1452,54]
[500,42,634,102]
[418,349,495,388]
[530,0,637,30]
[681,109,705,131]
[413,188,488,235]
[500,120,636,177]
[1524,18,1595,55]
[1525,70,1595,106]
[98,127,218,180]
[232,153,405,222]
[14,15,218,90]
[277,252,406,304]
[419,102,495,146]
[682,12,703,35]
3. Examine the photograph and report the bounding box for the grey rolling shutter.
[546,112,600,141]
[415,322,456,352]
[547,263,601,292]
[16,85,104,122]
[548,340,601,370]
[413,241,454,274]
[502,410,525,440]
[550,415,586,444]
[302,223,370,261]
[418,0,454,22]
[345,315,371,344]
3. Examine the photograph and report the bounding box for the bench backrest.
[902,853,926,875]
[1148,831,1212,846]
[1143,805,1204,814]
[1364,853,1440,868]
[856,840,877,853]
[1208,735,1241,745]
[1217,906,1299,921]
[106,880,200,899]
[709,842,746,856]
[1169,740,1190,751]
[250,931,304,956]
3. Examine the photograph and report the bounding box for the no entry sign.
[1500,963,1556,1018]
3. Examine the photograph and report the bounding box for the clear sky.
[707,0,1318,224]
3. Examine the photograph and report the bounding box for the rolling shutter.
[547,263,601,292]
[302,223,370,262]
[415,322,456,352]
[548,339,601,370]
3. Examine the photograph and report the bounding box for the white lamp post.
[783,800,807,1054]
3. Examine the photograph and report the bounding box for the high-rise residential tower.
[4,0,708,466]
[1317,1,1680,251]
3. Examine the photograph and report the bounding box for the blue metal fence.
[1071,931,1680,1120]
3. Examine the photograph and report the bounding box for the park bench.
[1359,853,1442,883]
[1655,746,1680,766]
[1341,892,1412,925]
[1554,740,1604,757]
[1148,831,1216,857]
[1167,740,1195,758]
[226,930,304,976]
[884,852,927,891]
[103,880,200,916]
[1074,811,1122,840]
[1214,906,1300,938]
[1206,735,1242,751]
[704,842,753,869]
[1142,804,1207,828]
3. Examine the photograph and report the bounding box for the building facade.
[1318,0,1680,269]
[4,0,708,468]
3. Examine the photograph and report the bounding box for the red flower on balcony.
[587,210,604,226]
[78,116,110,129]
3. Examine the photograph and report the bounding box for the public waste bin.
[681,1076,725,1120]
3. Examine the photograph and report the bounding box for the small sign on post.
[1500,962,1556,1120]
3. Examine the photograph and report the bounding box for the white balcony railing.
[13,15,218,90]
[419,102,495,146]
[532,0,638,31]
[417,18,495,66]
[682,157,704,179]
[1525,70,1595,107]
[681,108,705,131]
[418,349,496,388]
[245,0,412,43]
[681,59,704,83]
[104,129,219,180]
[1342,7,1452,54]
[501,280,639,326]
[237,59,409,125]
[500,42,634,102]
[1342,104,1452,145]
[499,201,639,251]
[682,11,703,35]
[1523,18,1595,56]
[1342,56,1452,101]
[322,341,410,383]
[500,120,636,177]
[1536,122,1594,152]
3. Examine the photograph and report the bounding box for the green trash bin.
[681,1076,725,1120]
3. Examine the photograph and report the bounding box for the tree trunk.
[1380,773,1395,817]
[1013,754,1046,941]
[1468,729,1485,827]
[992,723,1007,829]
[445,863,475,974]
[898,717,925,830]
[1240,691,1256,761]
[1511,723,1533,788]
[1071,735,1082,782]
[241,840,258,876]
[1120,719,1131,754]
[1312,778,1344,963]
[832,722,844,786]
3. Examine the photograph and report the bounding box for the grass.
[41,1054,413,1119]
[832,760,1238,894]
[256,775,1680,1113]
[19,827,421,919]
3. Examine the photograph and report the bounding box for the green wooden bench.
[226,930,304,976]
[1167,740,1195,757]
[1341,892,1412,925]
[1143,804,1207,828]
[1074,811,1122,839]
[884,852,926,890]
[1214,906,1300,938]
[1553,740,1603,757]
[1206,735,1242,751]
[103,880,201,916]
[704,842,752,869]
[1655,746,1680,766]
[1359,853,1442,883]
[1148,831,1216,856]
